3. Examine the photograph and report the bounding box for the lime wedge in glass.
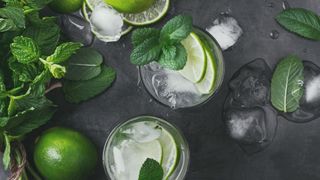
[158,128,179,179]
[122,0,170,26]
[179,32,207,83]
[113,139,162,179]
[195,47,216,94]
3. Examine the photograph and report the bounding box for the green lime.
[104,0,155,13]
[196,47,216,94]
[158,128,179,179]
[123,0,170,26]
[33,127,98,180]
[179,32,207,83]
[49,0,83,13]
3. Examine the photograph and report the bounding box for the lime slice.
[113,139,162,179]
[85,0,101,10]
[122,0,170,26]
[179,32,207,83]
[196,47,216,94]
[158,128,179,179]
[81,2,91,22]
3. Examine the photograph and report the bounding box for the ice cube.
[282,61,320,122]
[206,14,243,50]
[121,121,161,143]
[224,106,277,154]
[60,15,94,46]
[227,59,272,108]
[90,4,123,42]
[225,107,266,144]
[140,63,203,108]
[224,58,277,154]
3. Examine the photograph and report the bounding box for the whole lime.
[33,127,98,180]
[104,0,156,13]
[49,0,83,13]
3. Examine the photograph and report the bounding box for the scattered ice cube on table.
[282,61,320,123]
[121,121,161,143]
[224,59,277,154]
[227,59,272,108]
[206,14,243,50]
[140,62,204,109]
[224,106,277,154]
[60,15,93,46]
[226,107,266,143]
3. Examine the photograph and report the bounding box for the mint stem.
[45,82,63,94]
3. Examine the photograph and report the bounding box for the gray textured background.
[27,0,320,179]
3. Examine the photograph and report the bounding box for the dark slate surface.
[25,0,320,179]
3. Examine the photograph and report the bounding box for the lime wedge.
[122,0,169,26]
[114,139,162,179]
[158,128,179,179]
[179,32,207,83]
[196,47,216,94]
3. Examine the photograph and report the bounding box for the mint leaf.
[23,16,60,55]
[3,133,10,170]
[7,87,54,116]
[6,106,56,136]
[276,8,320,40]
[0,6,25,32]
[158,43,187,70]
[271,55,304,112]
[65,48,103,81]
[46,42,82,63]
[10,36,40,64]
[160,15,193,44]
[132,28,160,47]
[130,37,162,65]
[48,64,66,79]
[63,66,116,103]
[138,158,163,180]
[9,58,42,82]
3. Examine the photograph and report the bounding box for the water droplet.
[269,30,279,39]
[282,0,290,10]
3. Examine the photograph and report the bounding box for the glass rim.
[138,27,225,110]
[102,115,190,180]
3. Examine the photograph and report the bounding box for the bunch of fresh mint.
[0,0,115,178]
[130,15,193,70]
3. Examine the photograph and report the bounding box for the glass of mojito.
[139,27,225,109]
[103,116,189,180]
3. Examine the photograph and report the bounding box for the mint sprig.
[130,15,193,70]
[138,158,163,180]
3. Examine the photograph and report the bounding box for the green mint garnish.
[130,15,193,70]
[138,158,164,180]
[271,55,304,112]
[276,8,320,40]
